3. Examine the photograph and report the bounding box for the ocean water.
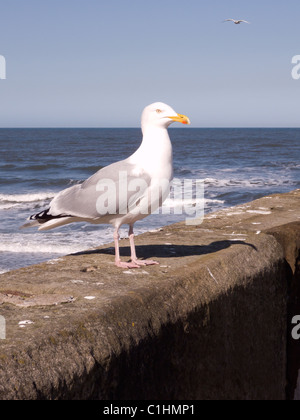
[0,128,299,274]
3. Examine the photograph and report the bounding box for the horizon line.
[0,126,299,130]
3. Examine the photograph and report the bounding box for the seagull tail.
[20,219,41,229]
[37,217,75,231]
[20,208,75,231]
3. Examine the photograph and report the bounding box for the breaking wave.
[0,192,55,210]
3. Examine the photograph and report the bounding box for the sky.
[0,0,300,127]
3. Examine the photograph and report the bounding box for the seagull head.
[141,102,190,132]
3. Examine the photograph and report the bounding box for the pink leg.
[129,225,159,267]
[114,227,139,269]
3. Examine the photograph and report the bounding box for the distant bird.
[223,19,250,25]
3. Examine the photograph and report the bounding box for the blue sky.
[0,0,299,127]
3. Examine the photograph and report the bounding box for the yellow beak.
[168,113,191,125]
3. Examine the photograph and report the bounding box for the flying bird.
[21,102,190,269]
[223,19,250,25]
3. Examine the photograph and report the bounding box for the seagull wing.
[48,159,152,220]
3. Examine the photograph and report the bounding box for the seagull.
[21,102,190,269]
[223,19,250,25]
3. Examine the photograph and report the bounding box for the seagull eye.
[156,109,162,114]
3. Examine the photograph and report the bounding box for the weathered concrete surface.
[0,189,299,400]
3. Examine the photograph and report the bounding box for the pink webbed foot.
[114,226,159,269]
[115,260,140,269]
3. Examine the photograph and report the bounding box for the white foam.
[0,192,56,210]
[163,197,224,210]
[0,240,86,254]
[0,203,19,210]
[0,192,55,203]
[203,177,295,189]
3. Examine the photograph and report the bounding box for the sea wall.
[0,190,299,400]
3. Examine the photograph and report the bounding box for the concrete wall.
[0,189,299,400]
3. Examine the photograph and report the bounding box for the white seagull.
[223,19,250,25]
[21,102,191,269]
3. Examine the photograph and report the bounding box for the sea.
[0,128,299,274]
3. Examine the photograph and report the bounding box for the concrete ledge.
[0,189,299,400]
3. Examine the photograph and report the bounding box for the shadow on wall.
[72,240,258,259]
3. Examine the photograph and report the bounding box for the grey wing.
[49,159,151,219]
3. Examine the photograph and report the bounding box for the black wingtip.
[30,208,74,224]
[30,209,51,222]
